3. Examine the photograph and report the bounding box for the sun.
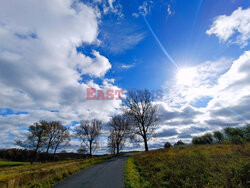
[177,67,197,86]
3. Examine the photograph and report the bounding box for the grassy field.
[0,155,113,188]
[125,143,250,187]
[0,161,30,168]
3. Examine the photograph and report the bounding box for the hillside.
[125,143,250,187]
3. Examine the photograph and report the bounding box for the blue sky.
[0,0,250,154]
[81,0,249,90]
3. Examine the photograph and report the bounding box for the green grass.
[0,155,114,188]
[124,143,250,187]
[124,158,141,188]
[0,161,30,168]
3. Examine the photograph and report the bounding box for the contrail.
[143,16,179,68]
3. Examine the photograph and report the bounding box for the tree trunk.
[31,143,39,164]
[142,124,148,151]
[46,138,52,154]
[117,143,120,154]
[143,137,148,151]
[89,142,92,156]
[53,145,59,160]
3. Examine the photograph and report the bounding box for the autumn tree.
[107,115,130,154]
[51,125,70,158]
[16,120,48,163]
[75,119,102,156]
[44,121,61,154]
[123,89,159,151]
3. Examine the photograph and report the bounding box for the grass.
[0,155,114,188]
[124,143,250,187]
[124,158,141,188]
[0,161,30,168]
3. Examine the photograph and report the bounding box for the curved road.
[53,155,131,188]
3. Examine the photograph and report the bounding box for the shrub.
[243,124,250,141]
[213,131,224,142]
[164,142,172,149]
[174,140,185,146]
[224,126,246,144]
[224,127,244,138]
[192,133,213,145]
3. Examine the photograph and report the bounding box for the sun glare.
[177,68,197,86]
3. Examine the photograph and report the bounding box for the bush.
[164,142,172,149]
[174,140,185,146]
[243,124,250,141]
[192,133,213,145]
[213,131,224,142]
[224,126,248,144]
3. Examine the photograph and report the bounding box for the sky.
[0,0,250,154]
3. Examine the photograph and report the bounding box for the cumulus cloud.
[154,51,250,146]
[0,0,122,152]
[206,7,250,47]
[165,57,232,106]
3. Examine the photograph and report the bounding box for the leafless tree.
[75,119,102,156]
[107,133,116,154]
[107,115,130,154]
[123,89,159,151]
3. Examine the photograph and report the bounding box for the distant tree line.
[192,125,250,145]
[0,148,87,162]
[164,125,250,149]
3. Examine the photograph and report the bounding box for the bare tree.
[107,115,130,154]
[75,119,102,156]
[107,133,116,154]
[123,89,159,151]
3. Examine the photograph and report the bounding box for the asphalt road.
[53,155,131,188]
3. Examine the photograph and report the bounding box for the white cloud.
[206,51,250,121]
[167,5,172,16]
[76,50,112,77]
[164,57,232,106]
[121,64,134,69]
[206,7,250,47]
[138,0,153,16]
[0,0,123,152]
[155,51,250,146]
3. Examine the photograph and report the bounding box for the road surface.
[53,155,131,188]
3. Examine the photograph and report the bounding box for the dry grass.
[125,143,250,187]
[0,155,113,188]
